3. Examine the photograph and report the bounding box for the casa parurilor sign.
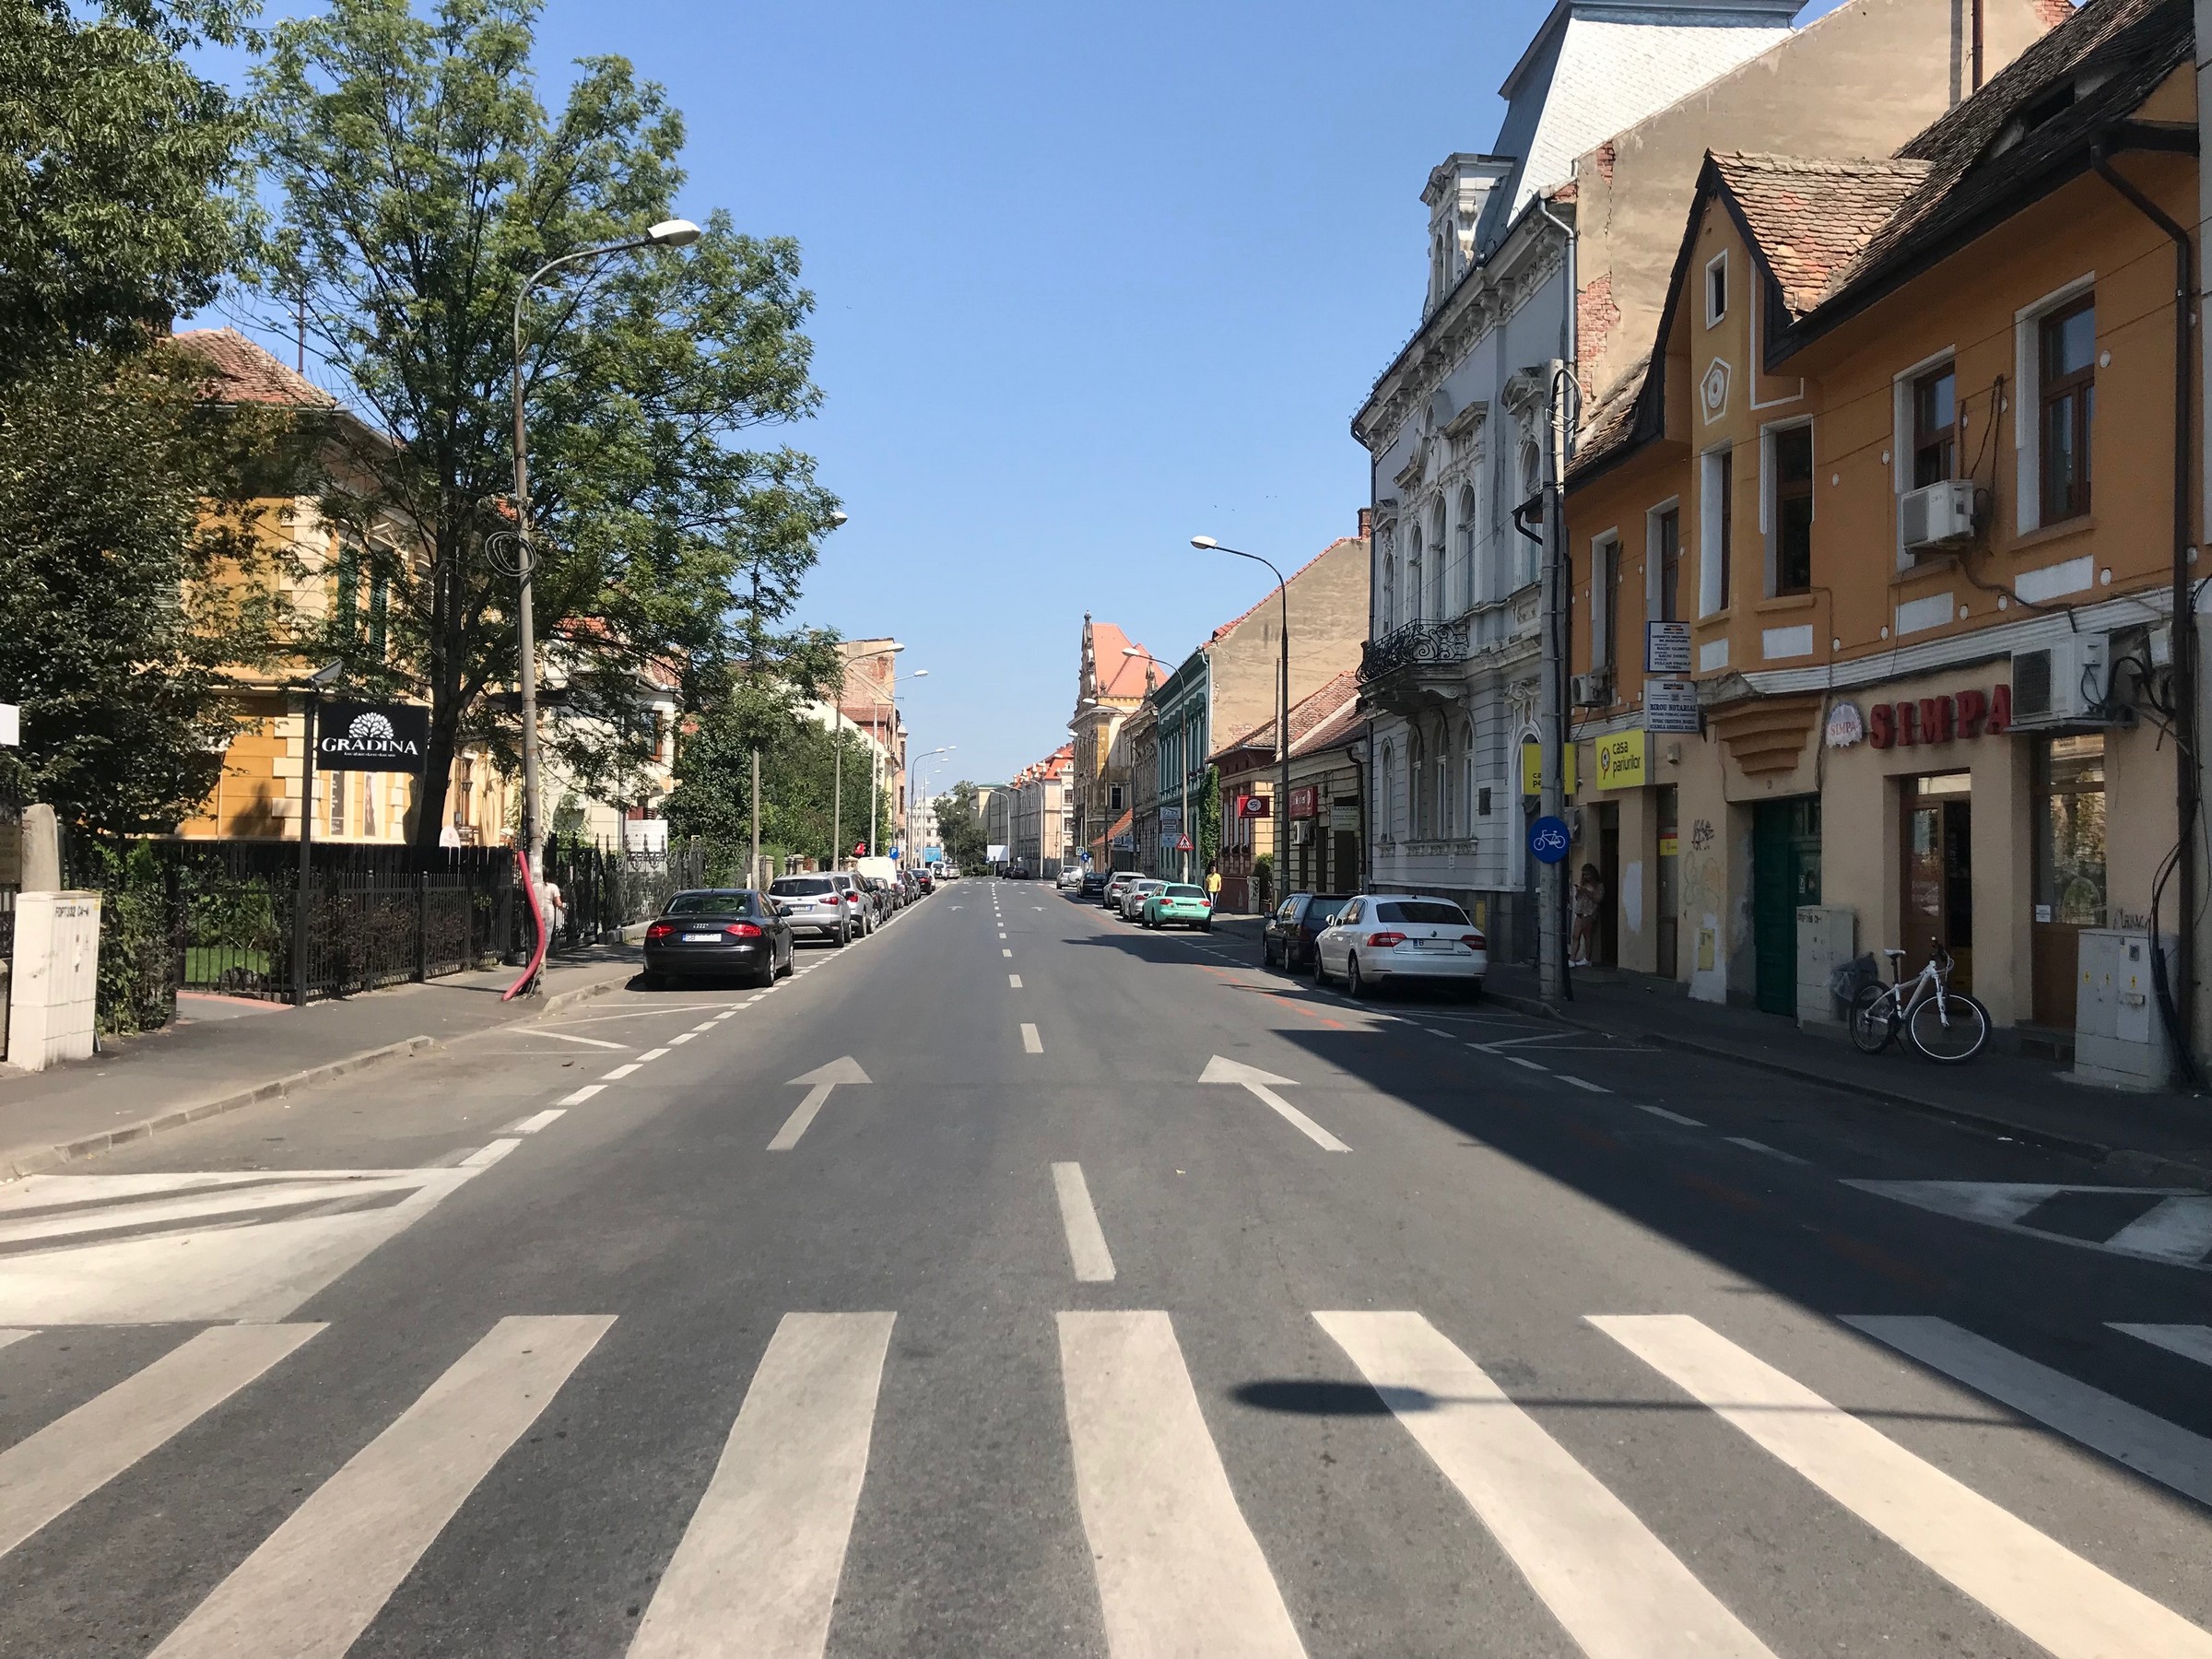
[313,700,430,771]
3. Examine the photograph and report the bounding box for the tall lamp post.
[1192,537,1290,914]
[509,218,700,900]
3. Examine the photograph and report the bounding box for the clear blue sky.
[200,0,1842,789]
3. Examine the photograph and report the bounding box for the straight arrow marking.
[1200,1056,1349,1152]
[769,1058,872,1151]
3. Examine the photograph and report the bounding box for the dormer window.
[1705,252,1728,327]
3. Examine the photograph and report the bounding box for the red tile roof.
[1709,153,1932,319]
[1088,621,1158,701]
[171,328,334,408]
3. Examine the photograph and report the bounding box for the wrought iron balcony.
[1359,619,1471,713]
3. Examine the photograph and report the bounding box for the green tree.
[933,782,989,871]
[251,0,839,850]
[0,0,250,382]
[0,0,288,833]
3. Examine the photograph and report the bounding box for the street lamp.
[508,217,700,982]
[1192,537,1290,912]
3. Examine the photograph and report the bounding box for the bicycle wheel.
[1848,983,1896,1054]
[1909,990,1990,1064]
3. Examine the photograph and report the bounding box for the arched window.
[1406,525,1424,625]
[1378,744,1396,841]
[1407,730,1425,838]
[1378,527,1396,633]
[1457,484,1478,610]
[1463,722,1478,838]
[1429,500,1448,619]
[1518,441,1543,590]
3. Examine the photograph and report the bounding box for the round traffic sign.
[1528,816,1571,865]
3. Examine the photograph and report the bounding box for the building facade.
[1010,745,1075,877]
[1563,0,2194,1071]
[1069,618,1155,872]
[1351,0,2068,954]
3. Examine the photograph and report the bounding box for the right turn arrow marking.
[1199,1056,1349,1152]
[770,1058,872,1151]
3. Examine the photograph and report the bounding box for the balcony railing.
[1359,618,1472,685]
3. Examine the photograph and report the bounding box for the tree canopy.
[251,0,840,849]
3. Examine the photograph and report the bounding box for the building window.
[1912,364,1956,487]
[1655,506,1682,623]
[362,772,379,836]
[1592,535,1619,671]
[1380,531,1397,632]
[327,770,347,835]
[1700,447,1733,615]
[1705,251,1728,326]
[1110,784,1124,812]
[1773,426,1814,595]
[1429,499,1448,618]
[1456,484,1477,611]
[1406,527,1424,625]
[334,545,359,639]
[2040,295,2094,523]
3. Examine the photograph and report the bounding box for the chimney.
[1358,507,1373,539]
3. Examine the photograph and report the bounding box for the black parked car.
[1078,870,1109,900]
[1262,892,1351,971]
[642,889,794,988]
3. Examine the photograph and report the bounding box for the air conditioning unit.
[1900,477,1976,552]
[2010,632,2112,728]
[1289,819,1313,845]
[1571,670,1613,708]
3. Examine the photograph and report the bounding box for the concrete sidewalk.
[0,944,644,1179]
[1485,960,2212,1182]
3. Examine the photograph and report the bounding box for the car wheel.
[1347,954,1370,999]
[1463,977,1483,1003]
[835,923,850,947]
[1312,949,1330,987]
[639,970,665,991]
[1262,939,1277,967]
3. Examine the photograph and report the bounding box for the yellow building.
[169,329,516,847]
[1562,0,2194,1053]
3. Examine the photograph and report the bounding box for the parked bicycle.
[1849,937,1990,1064]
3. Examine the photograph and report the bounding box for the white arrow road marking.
[771,1058,872,1150]
[529,1030,628,1050]
[1199,1056,1348,1152]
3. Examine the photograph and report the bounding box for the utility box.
[1796,905,1856,1029]
[2074,929,2176,1089]
[7,889,101,1072]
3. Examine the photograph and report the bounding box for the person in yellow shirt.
[1206,866,1223,905]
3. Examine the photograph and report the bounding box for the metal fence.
[60,835,713,1028]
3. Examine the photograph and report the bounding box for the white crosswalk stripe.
[5,1305,2207,1656]
[1592,1313,2212,1659]
[1058,1310,1307,1657]
[630,1312,893,1658]
[1318,1311,1774,1658]
[148,1314,611,1659]
[0,1324,322,1561]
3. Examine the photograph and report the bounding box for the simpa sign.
[314,700,430,772]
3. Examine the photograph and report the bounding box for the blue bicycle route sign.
[1528,816,1571,865]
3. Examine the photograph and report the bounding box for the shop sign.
[1642,678,1700,735]
[1329,802,1360,830]
[1594,731,1648,791]
[1111,832,1135,850]
[1658,831,1679,857]
[1237,793,1270,818]
[1867,684,2011,749]
[1825,701,1866,748]
[314,700,429,771]
[1288,783,1321,819]
[1646,620,1692,674]
[1158,805,1182,829]
[1520,739,1578,796]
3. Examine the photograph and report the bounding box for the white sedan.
[1313,894,1487,999]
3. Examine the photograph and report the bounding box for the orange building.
[1561,0,2194,1061]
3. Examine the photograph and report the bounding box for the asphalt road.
[2,877,2209,1657]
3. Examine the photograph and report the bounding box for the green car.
[1141,883,1213,930]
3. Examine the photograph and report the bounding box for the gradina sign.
[314,700,430,771]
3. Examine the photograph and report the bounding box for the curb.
[1488,989,2212,1184]
[1,1034,435,1181]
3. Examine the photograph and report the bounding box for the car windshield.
[771,877,834,896]
[1163,885,1204,899]
[663,890,756,917]
[1373,900,1470,925]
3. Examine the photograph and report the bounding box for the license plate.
[1415,939,1457,951]
[681,933,722,943]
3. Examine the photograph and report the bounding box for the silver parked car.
[1118,877,1167,920]
[768,874,855,946]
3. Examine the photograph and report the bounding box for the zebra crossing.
[3,1308,2208,1656]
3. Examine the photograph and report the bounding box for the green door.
[1751,796,1821,1017]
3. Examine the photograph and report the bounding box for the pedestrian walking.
[540,874,568,947]
[1569,863,1603,968]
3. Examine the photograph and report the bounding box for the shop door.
[1655,785,1679,980]
[1900,774,1973,990]
[2031,735,2106,1029]
[1752,796,1821,1016]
